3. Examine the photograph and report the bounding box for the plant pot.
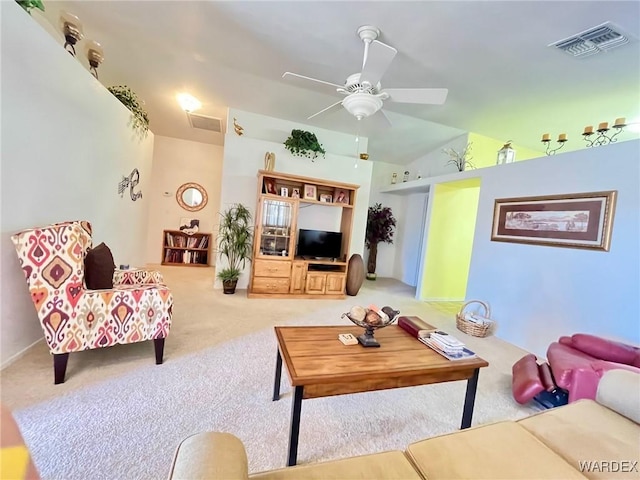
[366,272,377,281]
[222,279,238,294]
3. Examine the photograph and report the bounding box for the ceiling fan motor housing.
[343,73,381,94]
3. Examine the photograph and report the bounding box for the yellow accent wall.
[421,178,481,300]
[468,132,544,168]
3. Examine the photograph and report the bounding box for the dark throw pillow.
[84,242,115,289]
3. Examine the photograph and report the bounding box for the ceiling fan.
[283,25,448,125]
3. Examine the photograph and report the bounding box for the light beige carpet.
[1,266,539,479]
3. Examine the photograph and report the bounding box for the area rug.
[14,306,540,479]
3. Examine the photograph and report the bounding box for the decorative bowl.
[341,307,400,347]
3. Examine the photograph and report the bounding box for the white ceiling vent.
[549,22,632,58]
[186,112,223,132]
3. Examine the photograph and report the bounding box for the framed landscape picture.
[491,190,617,251]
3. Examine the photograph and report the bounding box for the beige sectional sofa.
[169,370,640,479]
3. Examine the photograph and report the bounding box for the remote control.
[338,333,358,345]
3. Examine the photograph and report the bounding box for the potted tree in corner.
[365,203,396,280]
[216,203,253,294]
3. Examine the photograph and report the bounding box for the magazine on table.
[419,335,477,361]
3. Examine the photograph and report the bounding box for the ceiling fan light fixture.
[342,92,383,119]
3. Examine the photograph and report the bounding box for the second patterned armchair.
[11,220,173,384]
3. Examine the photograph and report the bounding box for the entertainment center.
[248,170,359,298]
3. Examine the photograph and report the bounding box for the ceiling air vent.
[549,22,631,58]
[186,112,223,132]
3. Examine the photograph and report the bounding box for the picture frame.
[291,188,300,199]
[264,178,276,195]
[280,187,288,197]
[333,188,349,204]
[491,190,617,251]
[319,193,333,203]
[303,184,317,200]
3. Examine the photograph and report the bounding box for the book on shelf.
[419,335,477,361]
[397,316,436,339]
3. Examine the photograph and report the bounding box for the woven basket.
[456,300,493,338]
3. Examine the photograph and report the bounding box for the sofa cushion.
[406,421,586,479]
[596,369,640,424]
[84,242,115,289]
[569,334,640,366]
[169,432,249,480]
[518,400,640,480]
[250,451,421,480]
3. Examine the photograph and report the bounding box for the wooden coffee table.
[272,323,489,466]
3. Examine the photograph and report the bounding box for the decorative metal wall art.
[118,168,142,201]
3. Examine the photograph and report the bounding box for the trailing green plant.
[107,85,149,138]
[365,203,396,277]
[216,203,253,283]
[284,129,326,161]
[16,0,44,14]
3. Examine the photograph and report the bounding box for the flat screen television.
[297,229,342,259]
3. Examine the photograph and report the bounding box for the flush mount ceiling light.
[176,93,202,113]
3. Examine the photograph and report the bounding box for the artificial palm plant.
[216,203,253,294]
[365,203,396,280]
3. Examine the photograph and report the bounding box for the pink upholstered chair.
[513,333,640,406]
[11,221,173,384]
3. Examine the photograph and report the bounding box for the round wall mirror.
[176,182,208,212]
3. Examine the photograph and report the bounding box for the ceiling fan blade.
[282,72,343,94]
[360,40,397,87]
[362,109,392,131]
[384,88,449,105]
[308,100,344,120]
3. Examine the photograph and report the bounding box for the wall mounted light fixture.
[59,11,83,56]
[582,118,626,147]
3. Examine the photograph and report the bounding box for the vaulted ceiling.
[35,1,640,164]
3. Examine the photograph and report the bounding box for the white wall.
[1,2,155,366]
[145,136,223,265]
[218,109,373,289]
[369,161,406,279]
[466,140,640,357]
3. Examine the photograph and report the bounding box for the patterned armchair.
[11,221,173,384]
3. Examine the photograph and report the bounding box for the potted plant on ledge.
[216,204,253,294]
[365,203,396,280]
[284,129,326,161]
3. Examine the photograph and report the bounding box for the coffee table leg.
[287,385,304,466]
[273,349,282,401]
[461,368,480,429]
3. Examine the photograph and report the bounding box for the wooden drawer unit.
[325,273,346,294]
[254,259,291,278]
[252,277,291,294]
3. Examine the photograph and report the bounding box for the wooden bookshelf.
[162,230,211,267]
